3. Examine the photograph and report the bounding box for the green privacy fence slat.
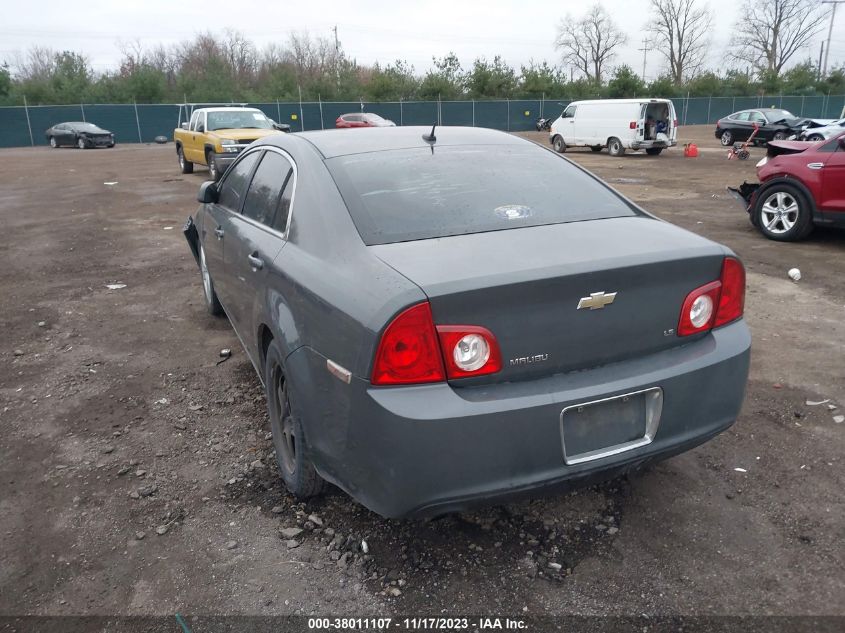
[1,96,843,148]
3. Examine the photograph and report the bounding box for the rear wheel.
[645,147,663,156]
[177,145,194,174]
[552,135,566,153]
[754,184,814,242]
[607,137,625,157]
[590,145,602,152]
[198,244,224,316]
[720,130,734,146]
[49,136,58,148]
[265,343,326,499]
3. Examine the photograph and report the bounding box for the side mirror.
[274,123,291,133]
[180,122,189,130]
[839,137,845,149]
[197,181,218,204]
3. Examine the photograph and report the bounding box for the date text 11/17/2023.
[307,617,528,630]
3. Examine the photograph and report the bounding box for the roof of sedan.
[280,126,527,158]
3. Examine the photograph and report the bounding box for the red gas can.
[684,143,699,157]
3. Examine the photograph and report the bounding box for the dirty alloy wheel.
[806,134,824,142]
[552,136,566,153]
[207,152,220,181]
[754,185,813,242]
[198,244,224,316]
[265,343,326,499]
[49,136,58,148]
[773,131,788,141]
[177,146,194,174]
[77,137,87,150]
[607,137,625,157]
[720,130,734,146]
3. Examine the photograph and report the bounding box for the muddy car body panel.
[185,126,751,518]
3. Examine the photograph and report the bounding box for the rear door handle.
[214,226,225,238]
[247,253,264,270]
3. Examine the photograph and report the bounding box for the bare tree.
[555,4,627,82]
[14,46,58,81]
[647,0,713,83]
[731,0,826,76]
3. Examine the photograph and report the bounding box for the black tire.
[806,134,824,142]
[198,244,224,316]
[77,137,87,150]
[207,151,221,181]
[773,131,787,141]
[753,183,814,242]
[552,135,566,153]
[177,145,194,174]
[607,137,625,157]
[590,145,602,152]
[645,147,663,156]
[720,130,734,146]
[49,136,58,148]
[265,342,326,499]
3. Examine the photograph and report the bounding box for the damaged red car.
[731,130,845,241]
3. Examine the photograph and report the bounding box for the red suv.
[732,130,845,241]
[335,113,396,128]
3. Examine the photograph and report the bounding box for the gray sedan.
[183,126,750,518]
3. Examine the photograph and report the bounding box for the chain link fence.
[1,95,843,148]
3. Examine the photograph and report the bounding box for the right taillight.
[678,257,745,337]
[713,256,745,327]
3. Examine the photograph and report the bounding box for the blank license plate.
[560,388,663,465]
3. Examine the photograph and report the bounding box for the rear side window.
[327,145,638,245]
[242,152,291,226]
[273,171,295,233]
[217,151,260,211]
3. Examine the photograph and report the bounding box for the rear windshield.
[326,145,638,245]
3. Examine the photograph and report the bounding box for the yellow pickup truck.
[174,107,290,180]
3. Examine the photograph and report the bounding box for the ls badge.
[577,291,617,310]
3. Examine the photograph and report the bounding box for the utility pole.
[332,25,339,56]
[817,41,825,81]
[821,1,844,77]
[637,39,654,82]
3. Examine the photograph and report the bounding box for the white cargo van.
[549,98,677,156]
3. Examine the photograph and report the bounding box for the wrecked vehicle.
[184,126,750,518]
[715,108,831,146]
[729,130,845,241]
[800,118,845,142]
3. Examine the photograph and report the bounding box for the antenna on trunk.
[422,122,437,143]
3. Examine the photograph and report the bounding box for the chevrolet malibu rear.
[186,127,750,519]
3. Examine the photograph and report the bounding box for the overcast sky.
[1,0,843,81]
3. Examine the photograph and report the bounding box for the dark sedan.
[183,126,751,518]
[714,108,811,146]
[45,122,115,149]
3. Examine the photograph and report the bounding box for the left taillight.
[678,257,745,337]
[371,303,502,385]
[371,302,445,385]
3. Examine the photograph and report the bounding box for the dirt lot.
[1,126,843,627]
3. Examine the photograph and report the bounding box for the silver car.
[800,118,845,141]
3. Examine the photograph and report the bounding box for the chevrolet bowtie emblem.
[577,291,617,310]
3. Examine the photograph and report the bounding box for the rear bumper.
[631,139,677,149]
[291,321,751,518]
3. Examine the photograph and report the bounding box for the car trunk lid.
[370,216,727,383]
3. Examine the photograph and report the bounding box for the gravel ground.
[0,126,843,626]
